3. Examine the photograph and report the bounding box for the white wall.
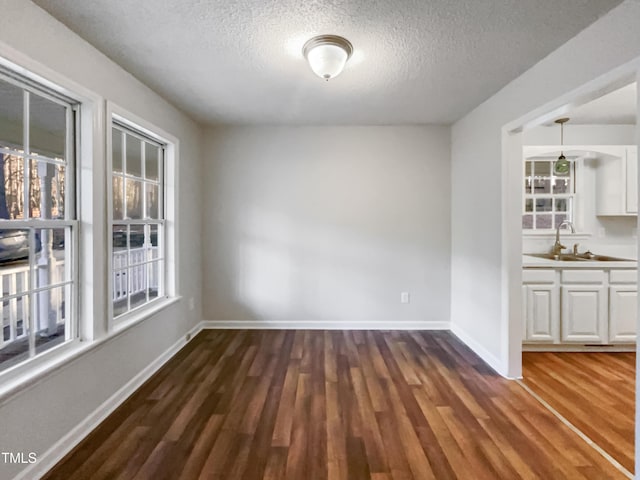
[523,124,636,146]
[202,126,450,326]
[451,0,640,376]
[0,2,202,479]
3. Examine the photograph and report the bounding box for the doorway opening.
[505,75,638,477]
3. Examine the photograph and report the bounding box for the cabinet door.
[609,285,637,343]
[626,147,638,214]
[561,285,607,343]
[524,284,559,343]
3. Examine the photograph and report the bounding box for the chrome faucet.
[552,220,575,255]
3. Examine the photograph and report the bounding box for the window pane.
[33,228,67,288]
[149,225,159,248]
[112,128,123,173]
[148,260,160,300]
[554,214,567,228]
[113,280,128,317]
[555,198,568,212]
[112,223,128,316]
[536,161,551,176]
[30,94,65,159]
[0,79,23,150]
[535,198,552,212]
[525,199,533,212]
[129,224,145,251]
[1,153,26,219]
[553,177,570,194]
[128,261,148,311]
[34,284,68,356]
[125,179,143,219]
[0,294,30,372]
[522,214,533,229]
[536,214,552,229]
[126,134,142,177]
[113,224,128,255]
[0,229,30,264]
[0,260,29,297]
[146,184,158,219]
[533,177,550,194]
[30,161,65,219]
[145,143,159,181]
[112,176,124,220]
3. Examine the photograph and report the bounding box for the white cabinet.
[559,269,607,343]
[560,285,607,343]
[524,284,559,342]
[609,286,637,342]
[522,269,559,343]
[609,269,637,343]
[596,146,637,216]
[523,267,637,346]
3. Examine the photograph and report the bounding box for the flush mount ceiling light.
[554,117,571,174]
[302,35,353,81]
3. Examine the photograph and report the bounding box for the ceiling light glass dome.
[303,35,353,81]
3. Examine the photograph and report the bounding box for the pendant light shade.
[554,118,571,174]
[303,35,353,81]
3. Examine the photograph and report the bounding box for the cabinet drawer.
[561,270,605,284]
[610,269,637,284]
[523,269,556,284]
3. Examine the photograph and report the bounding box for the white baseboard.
[450,324,508,378]
[14,322,204,480]
[201,320,450,330]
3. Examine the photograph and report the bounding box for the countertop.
[523,254,637,268]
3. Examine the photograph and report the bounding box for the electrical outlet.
[188,297,195,311]
[400,292,410,304]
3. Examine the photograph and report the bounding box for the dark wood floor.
[523,351,635,474]
[45,331,626,480]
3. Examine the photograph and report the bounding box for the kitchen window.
[522,159,575,230]
[0,70,77,373]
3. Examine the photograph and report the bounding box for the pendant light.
[554,118,570,174]
[303,35,353,81]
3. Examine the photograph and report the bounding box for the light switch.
[401,292,410,304]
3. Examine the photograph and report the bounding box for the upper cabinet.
[596,146,638,216]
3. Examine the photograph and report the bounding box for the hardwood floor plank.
[43,331,629,480]
[523,351,635,474]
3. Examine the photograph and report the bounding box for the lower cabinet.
[560,285,607,343]
[523,284,559,343]
[609,285,638,343]
[523,268,637,345]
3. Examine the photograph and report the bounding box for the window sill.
[111,296,181,335]
[523,231,592,239]
[0,339,91,405]
[0,296,181,405]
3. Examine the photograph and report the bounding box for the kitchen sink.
[526,253,634,262]
[527,253,587,261]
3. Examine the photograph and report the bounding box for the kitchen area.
[520,82,637,475]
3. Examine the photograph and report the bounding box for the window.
[110,122,165,319]
[0,70,77,372]
[522,158,574,230]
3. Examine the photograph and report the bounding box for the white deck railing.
[112,247,159,301]
[0,246,158,350]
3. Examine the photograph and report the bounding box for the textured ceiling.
[567,82,636,124]
[33,0,623,125]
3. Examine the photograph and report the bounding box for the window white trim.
[0,45,105,392]
[105,101,179,332]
